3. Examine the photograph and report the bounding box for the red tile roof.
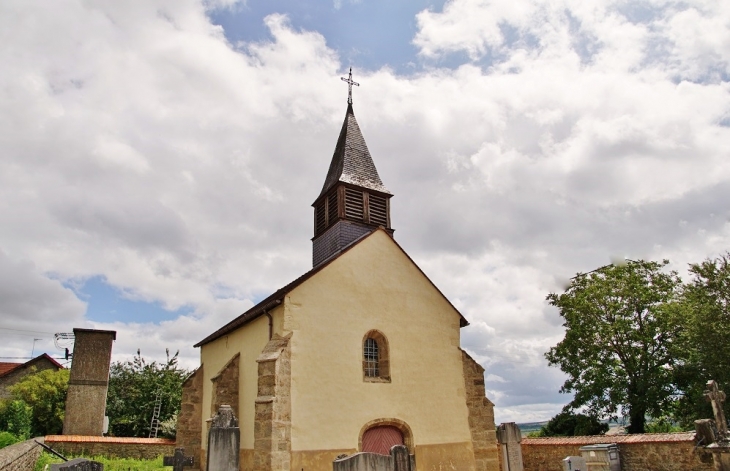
[0,362,21,376]
[0,354,64,379]
[522,432,695,446]
[45,435,175,445]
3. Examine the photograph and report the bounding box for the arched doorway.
[362,425,404,455]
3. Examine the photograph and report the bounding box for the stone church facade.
[177,88,499,471]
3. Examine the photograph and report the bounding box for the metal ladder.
[148,391,162,438]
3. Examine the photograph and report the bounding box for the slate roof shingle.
[318,103,390,198]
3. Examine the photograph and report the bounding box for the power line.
[0,356,66,360]
[0,327,55,335]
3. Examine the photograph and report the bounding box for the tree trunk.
[627,407,646,433]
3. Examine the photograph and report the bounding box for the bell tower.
[312,69,393,267]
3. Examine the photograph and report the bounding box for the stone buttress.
[254,334,292,471]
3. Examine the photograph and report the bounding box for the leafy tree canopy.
[0,399,32,439]
[8,368,69,436]
[538,410,608,437]
[545,260,682,434]
[672,253,730,428]
[106,349,189,438]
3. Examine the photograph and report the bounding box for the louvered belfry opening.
[344,188,364,221]
[312,102,393,266]
[313,185,392,238]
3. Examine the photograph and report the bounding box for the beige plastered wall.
[199,306,284,454]
[284,230,475,470]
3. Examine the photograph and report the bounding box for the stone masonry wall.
[0,438,42,471]
[211,354,239,419]
[44,436,174,460]
[176,365,204,469]
[521,433,713,471]
[254,334,292,471]
[461,350,500,471]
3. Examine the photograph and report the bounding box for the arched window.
[363,330,389,382]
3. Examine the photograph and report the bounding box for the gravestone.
[50,458,103,471]
[496,422,523,471]
[207,404,240,471]
[333,444,412,471]
[163,447,194,471]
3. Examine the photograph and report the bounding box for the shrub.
[0,431,21,449]
[0,400,32,439]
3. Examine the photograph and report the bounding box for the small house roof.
[0,353,64,378]
[0,362,20,376]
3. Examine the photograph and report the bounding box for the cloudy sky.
[1,0,729,423]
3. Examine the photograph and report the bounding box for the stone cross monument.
[496,422,524,471]
[706,380,728,439]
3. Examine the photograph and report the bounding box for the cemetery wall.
[44,435,174,460]
[521,432,713,471]
[0,438,43,471]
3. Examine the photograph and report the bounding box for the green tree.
[545,260,682,433]
[106,349,188,437]
[8,368,70,436]
[0,399,32,439]
[672,253,730,427]
[538,410,608,437]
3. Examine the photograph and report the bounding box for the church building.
[176,72,499,471]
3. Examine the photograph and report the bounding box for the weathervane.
[340,68,359,105]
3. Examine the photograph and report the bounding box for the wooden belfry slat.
[369,194,388,226]
[345,188,364,220]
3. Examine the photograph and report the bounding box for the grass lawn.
[35,451,169,470]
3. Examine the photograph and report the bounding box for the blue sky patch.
[67,276,194,324]
[208,0,448,73]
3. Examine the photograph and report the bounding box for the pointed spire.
[312,72,393,267]
[318,103,390,198]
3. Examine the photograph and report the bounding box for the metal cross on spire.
[340,68,359,105]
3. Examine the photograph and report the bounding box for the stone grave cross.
[706,380,728,439]
[163,447,194,471]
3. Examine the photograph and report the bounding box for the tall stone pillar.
[62,328,116,436]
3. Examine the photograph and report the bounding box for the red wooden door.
[362,426,404,455]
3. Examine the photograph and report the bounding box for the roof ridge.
[194,228,468,348]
